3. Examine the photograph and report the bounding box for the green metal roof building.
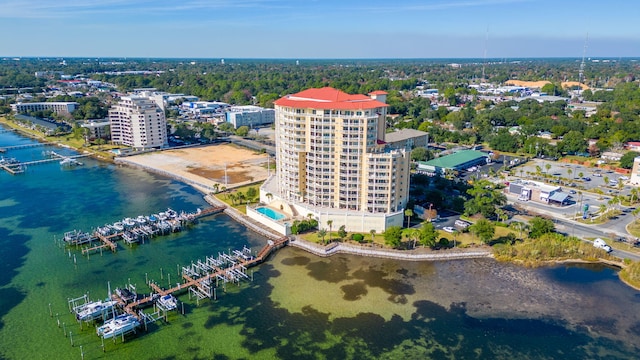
[417,150,490,174]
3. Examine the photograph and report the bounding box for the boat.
[96,314,140,339]
[112,222,125,232]
[166,208,178,219]
[156,294,178,311]
[135,215,147,225]
[75,299,118,321]
[147,214,158,223]
[115,287,137,303]
[63,230,95,244]
[97,225,114,237]
[122,231,139,244]
[123,218,136,228]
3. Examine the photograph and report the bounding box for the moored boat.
[156,294,178,311]
[75,299,118,321]
[96,314,140,339]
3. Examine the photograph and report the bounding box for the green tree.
[619,151,640,169]
[235,125,250,137]
[384,226,403,248]
[327,220,333,243]
[528,217,555,238]
[410,147,431,162]
[337,225,347,241]
[369,229,376,244]
[419,222,438,248]
[318,228,327,244]
[404,208,414,228]
[558,131,586,154]
[469,219,495,244]
[463,179,507,219]
[246,187,258,201]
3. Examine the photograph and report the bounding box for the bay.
[0,126,638,359]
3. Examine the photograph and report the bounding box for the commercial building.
[108,96,167,150]
[11,102,78,115]
[225,106,275,129]
[256,87,410,234]
[417,150,490,175]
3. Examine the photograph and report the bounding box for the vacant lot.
[122,144,270,190]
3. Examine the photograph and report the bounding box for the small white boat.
[135,215,147,225]
[112,222,125,232]
[75,299,118,321]
[96,314,140,339]
[123,218,136,228]
[156,294,178,311]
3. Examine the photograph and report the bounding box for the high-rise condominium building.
[109,96,168,150]
[259,87,410,233]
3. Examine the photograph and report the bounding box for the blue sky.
[1,0,638,58]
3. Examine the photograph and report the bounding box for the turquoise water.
[256,206,286,220]
[1,126,639,359]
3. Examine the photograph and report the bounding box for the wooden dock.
[121,236,290,317]
[90,232,119,253]
[194,206,226,219]
[0,143,45,152]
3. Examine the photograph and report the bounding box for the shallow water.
[0,127,639,359]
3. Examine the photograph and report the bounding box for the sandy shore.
[117,144,271,192]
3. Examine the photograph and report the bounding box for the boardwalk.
[0,142,45,152]
[82,232,120,255]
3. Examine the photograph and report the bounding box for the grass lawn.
[215,182,263,213]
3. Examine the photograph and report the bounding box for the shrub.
[351,233,364,242]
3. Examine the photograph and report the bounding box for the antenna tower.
[579,33,589,84]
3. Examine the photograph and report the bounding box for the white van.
[593,238,612,253]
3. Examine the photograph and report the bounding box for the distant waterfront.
[1,126,639,359]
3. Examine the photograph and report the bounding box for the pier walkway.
[119,236,289,317]
[0,142,45,152]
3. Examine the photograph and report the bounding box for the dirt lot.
[122,144,270,190]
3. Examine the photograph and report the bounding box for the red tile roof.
[369,90,388,95]
[274,87,387,110]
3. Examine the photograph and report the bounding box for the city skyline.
[1,0,639,59]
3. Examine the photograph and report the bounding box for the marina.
[60,206,227,255]
[64,238,288,343]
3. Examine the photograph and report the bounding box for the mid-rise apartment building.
[109,96,167,150]
[11,102,78,115]
[225,105,275,129]
[257,87,409,233]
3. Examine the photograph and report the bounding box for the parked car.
[582,177,591,181]
[443,227,455,233]
[569,190,577,194]
[593,173,602,177]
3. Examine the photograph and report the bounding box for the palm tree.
[519,169,524,179]
[369,229,376,244]
[327,220,333,243]
[604,176,610,186]
[578,172,584,179]
[510,221,529,241]
[599,204,608,218]
[318,228,327,244]
[567,169,572,180]
[452,229,459,248]
[407,229,420,249]
[495,208,506,223]
[630,188,639,205]
[265,192,273,203]
[632,208,640,221]
[545,163,551,175]
[404,209,414,228]
[535,165,542,179]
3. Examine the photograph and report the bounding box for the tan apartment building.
[109,96,167,150]
[256,87,410,234]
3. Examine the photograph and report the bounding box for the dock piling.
[70,331,73,347]
[49,303,52,317]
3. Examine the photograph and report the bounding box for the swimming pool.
[256,206,286,220]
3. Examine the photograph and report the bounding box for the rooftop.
[384,128,428,143]
[419,150,488,169]
[274,87,387,111]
